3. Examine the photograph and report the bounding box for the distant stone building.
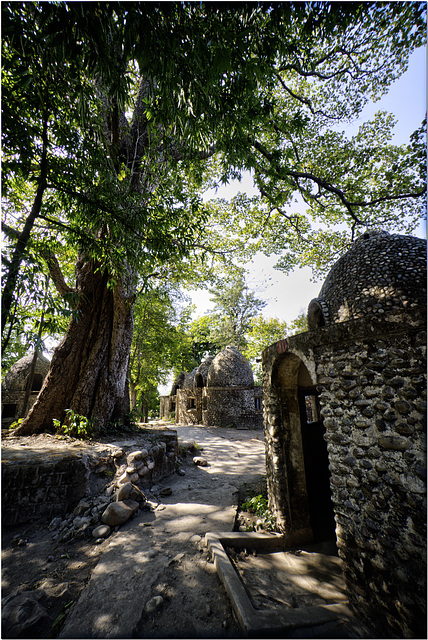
[1,354,51,428]
[262,231,426,638]
[160,345,263,429]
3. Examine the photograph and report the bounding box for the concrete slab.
[205,532,371,638]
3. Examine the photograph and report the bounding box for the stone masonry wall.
[263,381,297,534]
[205,387,263,429]
[262,309,426,638]
[2,455,88,526]
[2,428,178,528]
[176,388,200,425]
[316,328,426,638]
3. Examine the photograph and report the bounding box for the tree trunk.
[14,255,134,435]
[141,392,149,424]
[1,114,48,338]
[129,380,138,412]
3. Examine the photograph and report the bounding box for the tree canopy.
[205,276,266,352]
[2,1,426,433]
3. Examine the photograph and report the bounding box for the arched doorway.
[270,353,336,545]
[298,384,336,542]
[194,374,204,388]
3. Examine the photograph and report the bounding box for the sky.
[187,47,427,327]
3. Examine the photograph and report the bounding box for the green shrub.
[241,494,276,532]
[53,409,95,440]
[9,418,24,430]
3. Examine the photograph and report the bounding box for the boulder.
[101,501,136,526]
[116,482,146,503]
[1,592,48,639]
[122,499,140,514]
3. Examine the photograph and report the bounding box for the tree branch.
[2,222,76,297]
[249,137,424,225]
[40,249,76,296]
[275,73,342,120]
[1,113,49,336]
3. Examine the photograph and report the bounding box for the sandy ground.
[2,424,266,639]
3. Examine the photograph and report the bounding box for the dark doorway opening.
[31,373,43,391]
[2,404,17,419]
[195,374,204,388]
[299,389,336,543]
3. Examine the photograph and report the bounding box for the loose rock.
[116,482,146,503]
[127,450,148,464]
[193,457,208,467]
[145,595,164,614]
[92,524,111,539]
[101,501,136,526]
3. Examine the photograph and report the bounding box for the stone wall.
[2,455,88,526]
[2,354,51,428]
[262,308,426,638]
[205,387,263,429]
[159,396,171,420]
[2,391,42,428]
[176,388,201,425]
[2,428,178,528]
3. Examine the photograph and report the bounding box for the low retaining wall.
[2,454,88,526]
[1,427,178,527]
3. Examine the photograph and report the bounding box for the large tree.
[207,276,267,351]
[3,2,425,435]
[129,284,196,423]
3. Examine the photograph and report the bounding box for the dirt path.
[2,425,266,639]
[60,425,266,639]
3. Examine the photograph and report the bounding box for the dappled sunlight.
[3,424,267,639]
[129,502,236,538]
[94,613,115,633]
[175,425,266,482]
[230,548,348,611]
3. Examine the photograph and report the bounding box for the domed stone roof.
[207,346,254,388]
[194,357,214,388]
[2,353,50,392]
[170,372,185,395]
[307,231,426,329]
[183,368,198,389]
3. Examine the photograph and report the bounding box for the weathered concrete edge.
[205,531,354,636]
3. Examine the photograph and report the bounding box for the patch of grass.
[240,495,276,532]
[237,476,277,533]
[51,600,75,634]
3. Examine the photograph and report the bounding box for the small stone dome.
[207,346,254,388]
[2,353,50,392]
[194,357,214,389]
[170,372,185,395]
[183,368,198,389]
[307,231,426,329]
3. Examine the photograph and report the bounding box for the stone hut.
[262,231,426,638]
[1,353,51,427]
[160,346,263,429]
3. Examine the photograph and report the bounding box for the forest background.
[2,2,426,429]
